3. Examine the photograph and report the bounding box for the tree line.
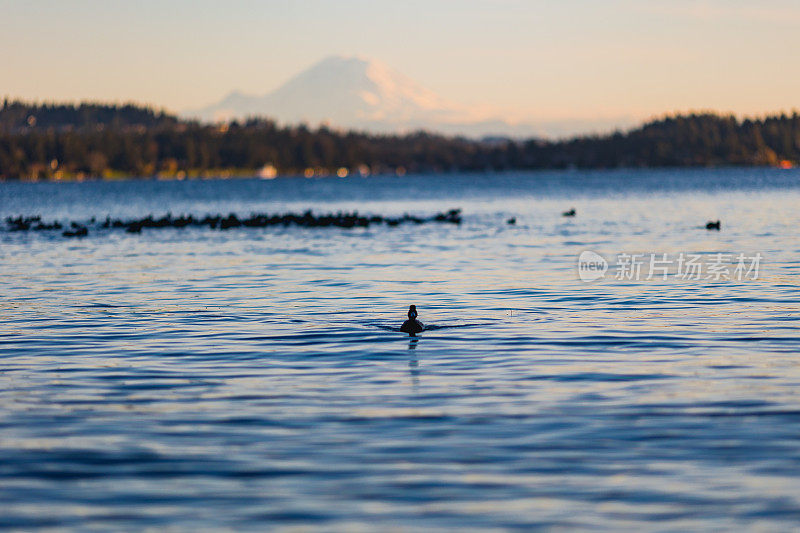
[1,99,798,180]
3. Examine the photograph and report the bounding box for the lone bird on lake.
[400,305,424,335]
[706,220,721,230]
[562,208,576,217]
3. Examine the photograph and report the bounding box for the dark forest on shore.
[0,100,798,180]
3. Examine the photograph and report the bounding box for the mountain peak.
[186,55,466,128]
[185,56,559,136]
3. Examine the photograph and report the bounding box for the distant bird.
[562,208,576,217]
[506,217,516,225]
[62,225,88,238]
[400,305,424,335]
[705,220,721,230]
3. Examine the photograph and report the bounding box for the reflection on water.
[408,338,420,390]
[1,168,800,530]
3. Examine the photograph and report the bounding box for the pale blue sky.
[2,0,799,128]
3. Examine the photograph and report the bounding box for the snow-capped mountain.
[185,56,513,136]
[184,55,633,138]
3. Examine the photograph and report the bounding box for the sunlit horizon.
[3,0,799,135]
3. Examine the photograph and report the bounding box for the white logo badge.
[578,250,608,282]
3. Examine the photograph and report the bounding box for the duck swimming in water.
[400,305,424,334]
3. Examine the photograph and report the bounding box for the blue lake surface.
[2,168,800,530]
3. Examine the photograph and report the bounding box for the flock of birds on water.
[5,207,722,237]
[2,208,464,237]
[2,206,722,238]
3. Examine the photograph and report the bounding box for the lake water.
[2,168,800,530]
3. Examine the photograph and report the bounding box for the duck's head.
[408,305,418,319]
